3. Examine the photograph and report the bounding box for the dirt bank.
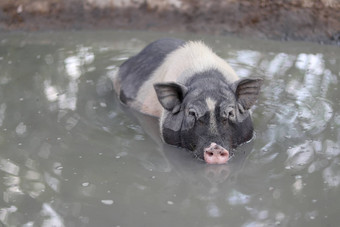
[1,0,340,45]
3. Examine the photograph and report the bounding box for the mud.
[1,0,340,45]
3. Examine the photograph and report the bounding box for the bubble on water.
[16,122,27,136]
[82,182,90,187]
[101,200,114,205]
[167,201,174,205]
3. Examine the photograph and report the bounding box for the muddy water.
[0,31,339,227]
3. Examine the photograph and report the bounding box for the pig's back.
[114,38,185,106]
[115,38,240,117]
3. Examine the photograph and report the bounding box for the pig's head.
[154,74,262,164]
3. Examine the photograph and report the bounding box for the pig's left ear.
[154,82,188,114]
[233,78,263,110]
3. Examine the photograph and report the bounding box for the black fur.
[118,38,185,104]
[159,69,260,160]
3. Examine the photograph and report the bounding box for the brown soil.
[1,0,340,45]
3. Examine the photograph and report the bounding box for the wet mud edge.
[1,0,340,45]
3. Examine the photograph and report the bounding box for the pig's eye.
[198,117,205,125]
[188,109,197,119]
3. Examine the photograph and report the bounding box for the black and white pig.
[113,38,262,164]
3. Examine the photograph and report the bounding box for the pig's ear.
[233,78,263,110]
[154,82,188,114]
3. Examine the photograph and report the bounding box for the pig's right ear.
[232,78,263,110]
[154,82,188,114]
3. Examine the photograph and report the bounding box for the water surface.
[0,31,339,227]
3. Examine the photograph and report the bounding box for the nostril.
[220,152,227,157]
[207,151,214,157]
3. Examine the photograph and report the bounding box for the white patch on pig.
[206,97,218,135]
[206,97,216,111]
[134,40,239,117]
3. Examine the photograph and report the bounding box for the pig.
[113,38,262,164]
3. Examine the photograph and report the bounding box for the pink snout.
[204,143,229,164]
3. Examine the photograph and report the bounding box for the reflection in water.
[0,31,339,226]
[0,104,6,127]
[285,141,315,171]
[40,203,65,227]
[323,158,340,188]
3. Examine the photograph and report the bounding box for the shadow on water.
[0,30,339,227]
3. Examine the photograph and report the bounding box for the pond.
[0,30,339,227]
